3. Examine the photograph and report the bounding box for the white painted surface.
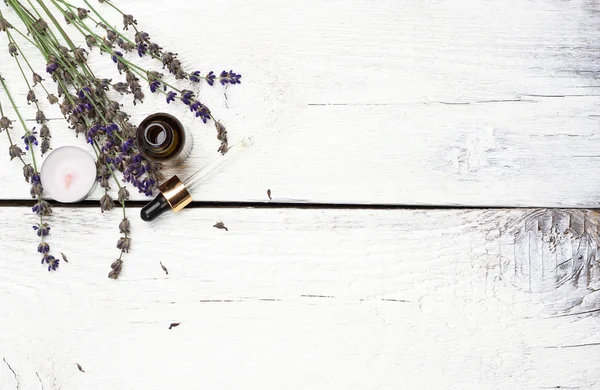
[1,0,600,205]
[1,1,600,389]
[1,207,600,389]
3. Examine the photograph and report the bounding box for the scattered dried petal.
[267,189,271,199]
[160,261,168,275]
[76,363,85,372]
[168,322,181,329]
[213,222,228,231]
[60,252,68,262]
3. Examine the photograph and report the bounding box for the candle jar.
[135,113,192,167]
[40,146,97,203]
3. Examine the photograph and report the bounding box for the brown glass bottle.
[135,113,192,167]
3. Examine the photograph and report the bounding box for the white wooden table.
[1,1,600,389]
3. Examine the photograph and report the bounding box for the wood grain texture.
[1,0,600,206]
[1,207,600,389]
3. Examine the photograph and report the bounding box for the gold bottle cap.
[158,175,192,213]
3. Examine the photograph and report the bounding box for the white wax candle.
[40,146,97,203]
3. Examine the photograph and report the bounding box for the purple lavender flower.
[181,90,194,105]
[46,62,59,74]
[137,43,148,57]
[166,91,177,104]
[190,71,201,83]
[121,137,135,153]
[33,223,50,237]
[111,51,123,63]
[42,254,59,271]
[37,242,50,253]
[149,80,161,93]
[22,131,38,150]
[206,71,216,86]
[219,70,242,85]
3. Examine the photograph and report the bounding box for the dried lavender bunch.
[57,0,241,154]
[0,75,58,271]
[2,0,242,278]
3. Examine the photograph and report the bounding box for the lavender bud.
[77,7,89,19]
[148,42,162,56]
[75,122,86,135]
[22,164,34,181]
[99,176,109,189]
[0,17,11,31]
[118,187,130,203]
[118,39,135,52]
[125,71,138,84]
[40,139,50,155]
[215,122,227,141]
[116,237,131,252]
[0,116,12,130]
[57,45,69,56]
[73,47,87,63]
[8,42,17,56]
[37,242,50,254]
[32,199,52,216]
[64,11,75,24]
[122,14,137,30]
[106,29,117,42]
[35,110,46,124]
[47,94,59,104]
[132,88,144,105]
[112,82,129,94]
[100,193,114,212]
[119,217,130,234]
[39,124,50,138]
[26,90,37,104]
[110,259,123,272]
[218,141,229,155]
[30,182,43,198]
[85,34,97,49]
[108,100,120,111]
[9,144,24,160]
[32,72,43,86]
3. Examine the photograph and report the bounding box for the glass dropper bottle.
[140,137,253,221]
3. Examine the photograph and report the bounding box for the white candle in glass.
[40,146,97,203]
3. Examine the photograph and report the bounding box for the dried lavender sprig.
[57,11,228,151]
[8,0,146,262]
[1,24,53,155]
[90,141,130,279]
[0,75,58,271]
[77,0,240,86]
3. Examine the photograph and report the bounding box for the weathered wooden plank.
[1,0,600,206]
[1,207,599,388]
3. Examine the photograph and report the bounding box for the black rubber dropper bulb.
[140,192,171,221]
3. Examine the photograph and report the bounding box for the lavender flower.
[122,14,137,30]
[0,17,11,31]
[0,116,12,130]
[206,71,216,86]
[32,200,51,216]
[33,223,50,237]
[189,71,201,83]
[8,42,17,56]
[35,110,46,124]
[166,91,176,104]
[42,254,59,271]
[100,193,114,212]
[219,70,242,85]
[8,144,24,160]
[119,217,131,234]
[26,90,37,104]
[22,131,38,150]
[32,73,43,86]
